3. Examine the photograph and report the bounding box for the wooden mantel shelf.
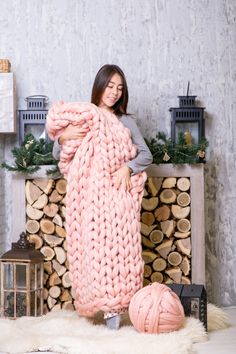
[146,163,204,177]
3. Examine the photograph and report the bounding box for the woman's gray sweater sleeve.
[120,115,153,175]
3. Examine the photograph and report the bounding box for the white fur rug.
[0,304,230,354]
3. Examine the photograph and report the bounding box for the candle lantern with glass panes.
[18,95,49,143]
[0,232,44,319]
[170,84,205,145]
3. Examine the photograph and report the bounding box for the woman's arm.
[52,125,89,160]
[120,115,153,174]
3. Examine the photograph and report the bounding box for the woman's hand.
[112,165,132,191]
[59,125,89,144]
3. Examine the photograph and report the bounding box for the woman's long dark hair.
[91,64,129,116]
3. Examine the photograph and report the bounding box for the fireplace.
[11,163,205,312]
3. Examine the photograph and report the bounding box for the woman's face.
[99,73,123,110]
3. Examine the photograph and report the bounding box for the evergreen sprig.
[146,131,209,165]
[1,130,209,175]
[1,133,58,174]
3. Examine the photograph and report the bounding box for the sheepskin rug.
[0,304,229,354]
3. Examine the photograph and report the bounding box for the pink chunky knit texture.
[129,282,185,334]
[46,102,146,317]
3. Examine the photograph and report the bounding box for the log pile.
[25,175,192,312]
[25,178,75,313]
[141,177,192,286]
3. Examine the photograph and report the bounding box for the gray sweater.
[52,115,153,175]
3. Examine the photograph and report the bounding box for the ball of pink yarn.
[129,282,185,333]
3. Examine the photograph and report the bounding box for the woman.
[48,64,153,329]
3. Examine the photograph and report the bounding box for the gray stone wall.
[0,0,235,306]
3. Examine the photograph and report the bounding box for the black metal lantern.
[180,284,207,330]
[18,95,49,143]
[170,85,205,144]
[168,284,207,330]
[0,232,44,318]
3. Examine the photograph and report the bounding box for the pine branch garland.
[1,130,209,176]
[146,131,209,165]
[0,133,59,175]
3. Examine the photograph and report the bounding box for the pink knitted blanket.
[46,102,146,317]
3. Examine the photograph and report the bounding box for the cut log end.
[149,230,164,244]
[26,204,44,220]
[142,236,156,249]
[146,177,163,196]
[176,219,191,233]
[55,179,67,195]
[25,181,43,205]
[154,205,171,221]
[49,285,61,299]
[144,264,152,278]
[141,212,155,226]
[43,203,59,218]
[28,234,43,249]
[162,177,177,189]
[40,219,55,235]
[152,257,167,272]
[175,238,191,256]
[177,192,190,207]
[177,177,190,191]
[62,271,72,288]
[33,179,54,195]
[160,189,177,204]
[167,251,182,266]
[41,246,55,261]
[165,267,182,283]
[141,197,159,211]
[171,205,190,219]
[150,271,164,283]
[160,220,176,238]
[26,220,40,234]
[180,256,191,276]
[142,250,157,264]
[155,239,173,259]
[140,223,156,236]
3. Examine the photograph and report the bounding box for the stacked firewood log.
[25,175,192,312]
[25,178,74,313]
[141,177,192,286]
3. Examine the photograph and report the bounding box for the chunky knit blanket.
[46,102,146,317]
